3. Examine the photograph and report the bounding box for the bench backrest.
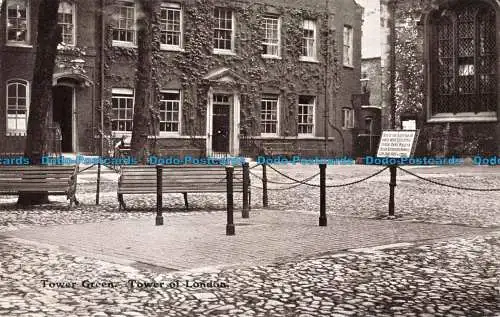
[0,165,77,193]
[119,165,245,193]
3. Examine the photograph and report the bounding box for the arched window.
[430,2,497,119]
[6,79,29,134]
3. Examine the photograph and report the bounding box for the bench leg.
[118,193,126,211]
[183,193,188,210]
[249,191,252,210]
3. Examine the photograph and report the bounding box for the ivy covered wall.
[100,0,363,157]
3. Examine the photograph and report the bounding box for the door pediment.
[203,67,248,84]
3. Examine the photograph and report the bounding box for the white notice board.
[376,130,419,158]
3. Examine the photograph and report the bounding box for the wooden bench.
[262,142,297,157]
[117,165,249,210]
[0,165,79,207]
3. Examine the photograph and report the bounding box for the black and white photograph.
[0,0,498,316]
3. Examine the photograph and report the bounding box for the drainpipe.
[323,0,330,155]
[389,0,396,129]
[96,0,105,205]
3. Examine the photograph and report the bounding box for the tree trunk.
[131,0,158,164]
[18,0,61,206]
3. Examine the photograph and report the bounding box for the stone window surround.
[423,0,498,123]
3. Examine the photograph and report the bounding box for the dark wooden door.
[212,104,230,153]
[52,86,73,152]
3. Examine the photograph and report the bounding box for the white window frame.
[57,1,76,46]
[343,25,354,67]
[300,20,317,62]
[159,90,182,136]
[213,7,235,55]
[261,16,281,59]
[112,1,136,47]
[6,79,29,135]
[160,3,183,51]
[342,108,355,129]
[111,88,134,135]
[260,96,280,137]
[6,0,30,46]
[298,96,315,136]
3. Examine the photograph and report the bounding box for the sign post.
[376,130,419,217]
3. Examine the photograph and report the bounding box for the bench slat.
[0,187,69,192]
[0,172,74,177]
[119,183,243,189]
[119,189,243,194]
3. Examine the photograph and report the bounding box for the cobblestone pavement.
[0,230,498,316]
[0,164,498,316]
[0,165,499,232]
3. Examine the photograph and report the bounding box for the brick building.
[380,0,499,156]
[0,0,363,157]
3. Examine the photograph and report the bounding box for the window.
[112,1,136,45]
[6,79,29,134]
[301,20,316,61]
[342,108,355,129]
[343,25,353,67]
[298,96,315,135]
[213,8,234,53]
[160,3,182,50]
[159,90,181,134]
[111,88,134,133]
[430,3,497,119]
[261,96,279,135]
[262,16,280,57]
[6,0,29,44]
[58,1,75,45]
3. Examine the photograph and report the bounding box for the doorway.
[212,94,231,153]
[52,86,73,152]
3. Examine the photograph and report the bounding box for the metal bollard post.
[242,162,249,218]
[262,163,268,208]
[388,165,397,217]
[156,165,164,226]
[319,163,327,226]
[226,166,235,235]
